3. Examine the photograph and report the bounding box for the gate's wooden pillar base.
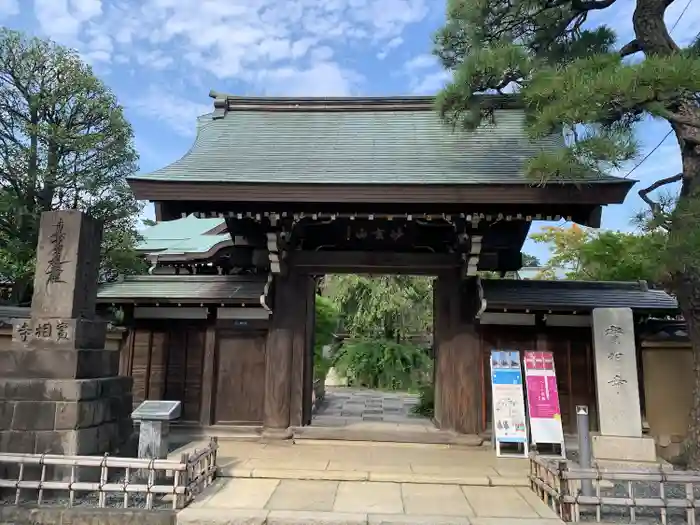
[433,273,482,435]
[262,272,297,439]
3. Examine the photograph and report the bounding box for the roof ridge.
[208,90,522,113]
[121,274,267,282]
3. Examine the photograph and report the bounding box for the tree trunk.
[633,0,700,468]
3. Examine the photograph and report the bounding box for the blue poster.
[490,350,528,444]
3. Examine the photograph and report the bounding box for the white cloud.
[377,36,404,60]
[130,88,211,137]
[29,0,428,132]
[257,62,363,96]
[0,0,18,18]
[400,53,450,94]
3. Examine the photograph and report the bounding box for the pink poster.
[524,351,564,444]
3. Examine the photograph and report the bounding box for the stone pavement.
[173,440,564,524]
[313,387,431,428]
[178,479,562,524]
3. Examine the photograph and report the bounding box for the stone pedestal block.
[0,348,120,379]
[592,435,659,463]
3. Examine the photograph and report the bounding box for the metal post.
[576,405,593,497]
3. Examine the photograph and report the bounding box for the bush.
[333,338,432,391]
[412,384,435,418]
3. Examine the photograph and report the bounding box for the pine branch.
[638,173,683,216]
[655,108,700,129]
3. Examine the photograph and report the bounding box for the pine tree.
[434,0,700,466]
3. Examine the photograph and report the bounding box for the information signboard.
[131,400,182,421]
[523,351,565,457]
[490,350,528,458]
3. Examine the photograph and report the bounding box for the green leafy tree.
[314,295,340,380]
[0,28,145,304]
[522,253,542,267]
[435,0,700,466]
[327,275,433,341]
[531,225,667,282]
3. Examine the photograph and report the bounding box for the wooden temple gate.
[119,92,639,438]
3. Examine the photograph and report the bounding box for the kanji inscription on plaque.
[12,319,73,344]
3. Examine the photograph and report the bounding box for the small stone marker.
[131,400,182,464]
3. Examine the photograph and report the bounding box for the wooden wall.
[479,325,597,434]
[120,320,206,424]
[213,326,267,425]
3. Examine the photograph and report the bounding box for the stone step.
[177,508,561,525]
[218,466,529,487]
[293,427,484,447]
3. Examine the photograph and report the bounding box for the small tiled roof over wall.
[96,275,266,304]
[481,279,678,315]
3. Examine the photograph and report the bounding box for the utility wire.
[621,0,694,178]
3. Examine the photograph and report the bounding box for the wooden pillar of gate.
[262,272,297,439]
[433,272,482,434]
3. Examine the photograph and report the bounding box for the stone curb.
[178,509,550,525]
[218,466,529,487]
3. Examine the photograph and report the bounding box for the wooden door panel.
[215,333,266,425]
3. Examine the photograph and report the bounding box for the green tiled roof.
[97,275,265,304]
[130,95,624,185]
[138,215,227,255]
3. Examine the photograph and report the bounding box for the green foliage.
[326,275,433,341]
[314,295,340,381]
[433,0,700,189]
[530,225,667,284]
[0,28,144,304]
[333,338,432,391]
[411,384,435,418]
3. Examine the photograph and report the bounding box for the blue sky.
[1,0,697,263]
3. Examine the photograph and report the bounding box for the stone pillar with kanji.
[591,307,657,464]
[0,210,133,459]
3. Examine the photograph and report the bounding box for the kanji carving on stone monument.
[34,321,52,338]
[46,217,68,285]
[56,321,69,342]
[16,321,30,342]
[608,373,627,390]
[607,350,623,360]
[604,324,624,345]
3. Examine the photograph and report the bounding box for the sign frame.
[523,350,566,459]
[489,350,529,459]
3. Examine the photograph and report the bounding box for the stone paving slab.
[314,388,430,429]
[177,509,564,525]
[178,478,563,525]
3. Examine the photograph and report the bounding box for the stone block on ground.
[591,435,658,463]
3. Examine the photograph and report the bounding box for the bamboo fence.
[0,436,218,510]
[529,452,699,524]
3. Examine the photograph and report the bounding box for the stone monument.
[591,307,657,463]
[0,210,133,462]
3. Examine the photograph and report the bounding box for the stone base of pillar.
[261,427,293,441]
[0,375,134,482]
[592,435,657,463]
